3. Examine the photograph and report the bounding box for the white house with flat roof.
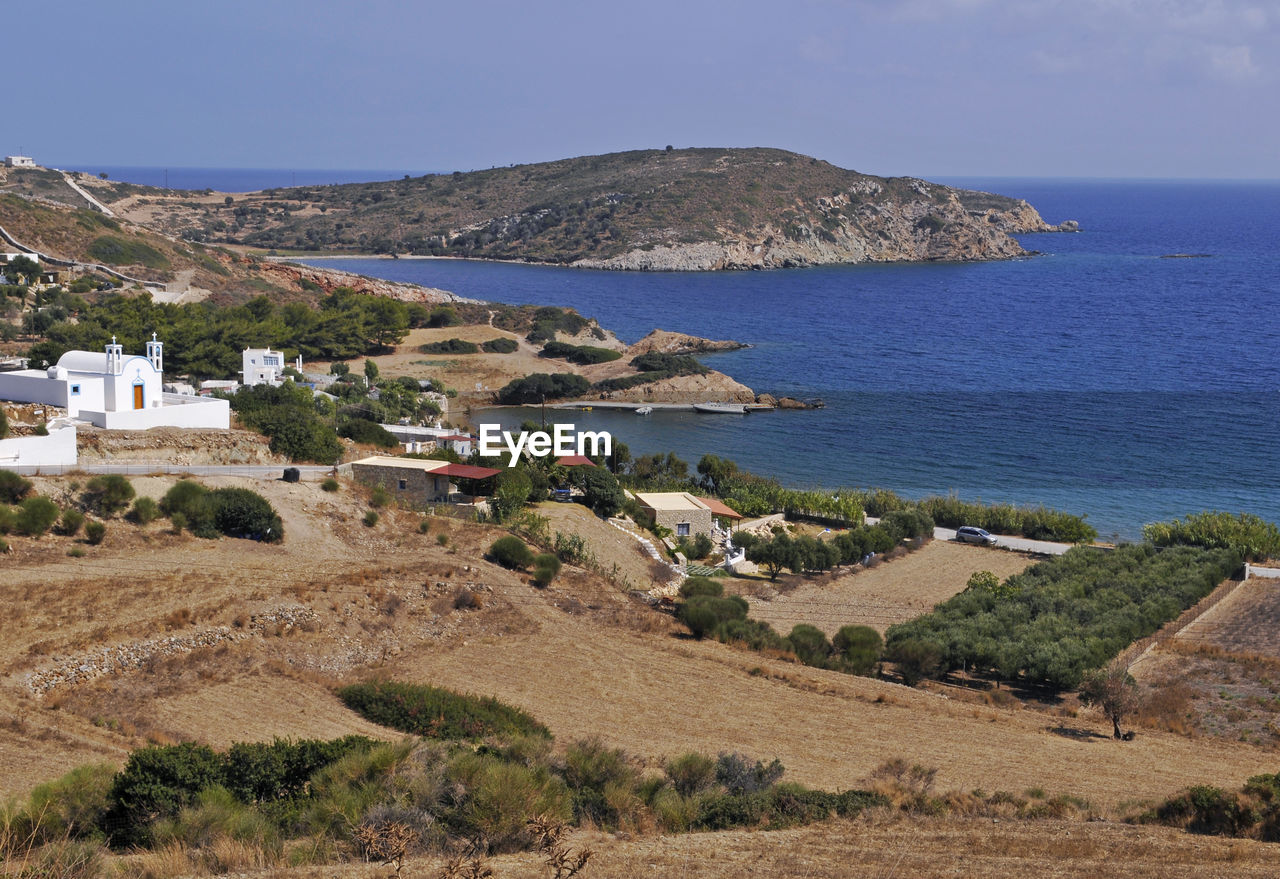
[0,336,229,429]
[4,156,36,168]
[242,347,300,386]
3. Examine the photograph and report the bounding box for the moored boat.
[693,402,747,414]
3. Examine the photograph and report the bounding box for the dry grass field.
[3,474,1279,875]
[744,540,1035,636]
[211,817,1280,879]
[1131,577,1280,746]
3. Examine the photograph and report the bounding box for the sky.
[10,0,1278,178]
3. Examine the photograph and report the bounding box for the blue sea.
[282,178,1280,540]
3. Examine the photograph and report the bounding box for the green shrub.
[336,680,550,740]
[426,306,461,328]
[362,510,379,527]
[321,477,340,493]
[210,488,284,542]
[490,535,535,570]
[481,337,518,354]
[558,739,640,828]
[161,480,217,537]
[16,496,59,537]
[532,553,561,587]
[369,485,392,508]
[833,625,882,675]
[886,637,943,686]
[445,751,571,852]
[418,338,479,355]
[665,753,717,798]
[539,341,622,365]
[496,373,591,405]
[0,469,32,503]
[338,418,399,448]
[787,624,833,668]
[57,508,85,537]
[678,577,723,599]
[104,742,225,847]
[83,520,106,545]
[151,785,282,854]
[19,763,116,845]
[82,475,135,517]
[1144,511,1280,562]
[128,497,160,525]
[677,594,748,639]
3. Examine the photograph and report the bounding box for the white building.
[4,156,36,168]
[0,336,229,430]
[242,347,299,386]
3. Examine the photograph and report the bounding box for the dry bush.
[454,588,484,611]
[163,608,194,630]
[1135,678,1198,735]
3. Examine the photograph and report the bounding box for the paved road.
[931,526,1076,556]
[867,517,1079,556]
[9,463,333,480]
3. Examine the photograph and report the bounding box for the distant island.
[1,147,1075,274]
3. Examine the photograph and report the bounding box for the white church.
[0,335,230,431]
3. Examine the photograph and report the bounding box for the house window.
[398,479,408,490]
[677,522,691,537]
[70,384,81,396]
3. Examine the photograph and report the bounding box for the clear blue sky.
[13,0,1277,178]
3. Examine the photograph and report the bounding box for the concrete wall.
[351,461,452,503]
[648,505,713,538]
[0,424,77,469]
[82,395,230,430]
[0,370,86,415]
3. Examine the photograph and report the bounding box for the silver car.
[955,526,998,546]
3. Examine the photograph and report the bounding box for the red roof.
[438,434,473,442]
[434,463,501,479]
[556,455,597,467]
[695,496,742,519]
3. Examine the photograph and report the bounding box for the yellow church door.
[133,384,144,409]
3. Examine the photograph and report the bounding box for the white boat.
[635,406,653,415]
[693,402,747,414]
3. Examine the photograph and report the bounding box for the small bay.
[296,179,1280,539]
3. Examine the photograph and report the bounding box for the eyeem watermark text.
[478,423,611,466]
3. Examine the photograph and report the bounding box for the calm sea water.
[291,179,1280,539]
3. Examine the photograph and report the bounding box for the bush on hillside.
[84,520,106,545]
[0,468,34,503]
[496,373,591,405]
[128,497,160,525]
[82,474,135,517]
[419,338,479,355]
[677,594,748,639]
[532,553,561,587]
[833,625,883,675]
[336,680,550,740]
[338,417,399,448]
[490,535,534,569]
[540,340,622,365]
[16,495,59,537]
[481,337,518,354]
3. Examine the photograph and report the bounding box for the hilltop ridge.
[11,148,1072,271]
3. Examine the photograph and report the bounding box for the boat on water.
[693,402,748,414]
[635,406,653,415]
